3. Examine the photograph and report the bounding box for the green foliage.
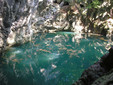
[63,0,84,3]
[64,0,72,2]
[63,0,101,9]
[87,0,101,9]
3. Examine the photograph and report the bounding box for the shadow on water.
[0,32,111,85]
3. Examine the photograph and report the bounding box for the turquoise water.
[0,32,108,85]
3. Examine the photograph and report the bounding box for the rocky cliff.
[0,0,84,55]
[0,0,73,54]
[0,0,113,54]
[0,0,38,54]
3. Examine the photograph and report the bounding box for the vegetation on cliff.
[63,0,113,36]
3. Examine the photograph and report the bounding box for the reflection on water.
[0,32,110,85]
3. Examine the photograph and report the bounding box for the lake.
[0,32,109,85]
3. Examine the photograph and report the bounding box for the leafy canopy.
[87,0,101,8]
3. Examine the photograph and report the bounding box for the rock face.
[0,0,113,55]
[73,46,113,85]
[0,0,57,54]
[0,0,38,54]
[0,0,84,54]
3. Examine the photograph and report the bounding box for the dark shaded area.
[63,1,69,6]
[80,4,84,8]
[100,47,113,71]
[53,0,69,6]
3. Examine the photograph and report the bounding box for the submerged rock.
[73,46,113,85]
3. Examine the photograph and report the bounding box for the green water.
[0,32,109,85]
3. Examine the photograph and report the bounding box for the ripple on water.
[0,32,110,85]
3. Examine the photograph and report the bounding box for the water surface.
[0,32,109,85]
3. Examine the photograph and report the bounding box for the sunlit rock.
[40,68,45,73]
[7,30,16,46]
[99,1,110,8]
[72,20,84,33]
[0,38,3,47]
[39,0,43,2]
[106,18,113,38]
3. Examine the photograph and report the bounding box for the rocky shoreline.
[0,0,84,55]
[0,0,113,53]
